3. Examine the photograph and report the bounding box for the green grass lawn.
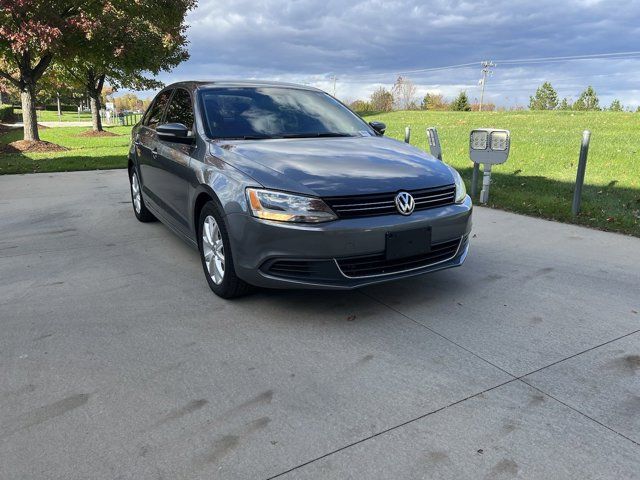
[35,110,94,122]
[0,126,130,174]
[362,110,640,236]
[1,111,638,236]
[11,109,94,122]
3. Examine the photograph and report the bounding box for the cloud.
[143,0,640,107]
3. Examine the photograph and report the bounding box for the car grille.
[336,237,462,278]
[323,185,456,219]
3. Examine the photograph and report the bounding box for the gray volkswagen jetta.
[128,81,472,298]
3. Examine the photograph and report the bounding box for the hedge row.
[0,104,13,122]
[10,104,79,112]
[39,104,79,112]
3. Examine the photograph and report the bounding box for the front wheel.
[198,201,252,298]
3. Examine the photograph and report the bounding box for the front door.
[154,88,197,232]
[136,89,173,211]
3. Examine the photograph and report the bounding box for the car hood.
[211,135,455,197]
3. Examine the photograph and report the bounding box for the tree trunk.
[20,83,39,142]
[89,92,103,132]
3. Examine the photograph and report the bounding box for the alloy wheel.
[131,172,142,214]
[202,215,225,284]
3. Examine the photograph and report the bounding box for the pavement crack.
[359,290,518,379]
[361,291,640,453]
[518,378,640,448]
[265,378,518,479]
[516,329,640,379]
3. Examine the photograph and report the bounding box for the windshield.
[199,87,374,139]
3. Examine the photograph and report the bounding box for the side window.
[143,90,172,129]
[164,89,194,130]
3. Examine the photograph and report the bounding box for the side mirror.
[157,123,194,143]
[369,121,386,136]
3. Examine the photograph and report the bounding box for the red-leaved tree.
[0,1,93,141]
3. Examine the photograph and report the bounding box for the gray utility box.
[469,129,511,203]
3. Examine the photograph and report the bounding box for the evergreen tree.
[451,91,471,111]
[609,99,623,111]
[529,82,559,110]
[573,86,600,111]
[558,97,572,110]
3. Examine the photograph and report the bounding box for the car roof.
[164,80,324,93]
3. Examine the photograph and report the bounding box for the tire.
[198,200,252,298]
[129,168,156,222]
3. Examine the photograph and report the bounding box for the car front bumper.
[225,195,473,289]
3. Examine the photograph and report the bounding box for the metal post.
[479,164,492,204]
[426,127,443,161]
[572,130,591,216]
[471,162,480,197]
[404,126,411,143]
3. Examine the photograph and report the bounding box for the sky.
[143,0,640,108]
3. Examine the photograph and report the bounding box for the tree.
[36,63,86,117]
[451,91,471,111]
[392,76,417,110]
[529,82,559,110]
[101,85,114,106]
[573,86,600,111]
[58,0,195,132]
[609,99,623,112]
[369,87,394,112]
[558,97,572,110]
[0,1,93,141]
[421,93,448,111]
[113,92,148,112]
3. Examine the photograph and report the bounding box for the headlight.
[246,188,337,223]
[450,167,467,203]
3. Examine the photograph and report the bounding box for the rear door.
[136,89,172,211]
[154,88,197,231]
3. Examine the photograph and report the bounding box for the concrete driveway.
[1,170,638,479]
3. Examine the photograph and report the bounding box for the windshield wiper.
[281,132,354,139]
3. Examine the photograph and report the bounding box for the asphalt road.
[1,170,639,479]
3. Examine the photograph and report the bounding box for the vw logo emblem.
[395,191,415,215]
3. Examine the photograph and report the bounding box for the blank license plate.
[385,227,431,260]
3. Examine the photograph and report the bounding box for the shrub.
[0,104,13,122]
[349,99,372,113]
[37,104,78,112]
[370,87,394,112]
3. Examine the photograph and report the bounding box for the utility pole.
[478,61,495,112]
